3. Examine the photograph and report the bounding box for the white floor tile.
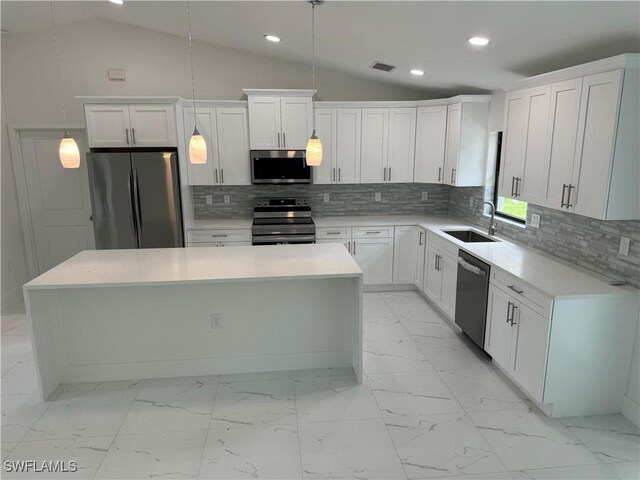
[404,322,460,343]
[292,367,354,380]
[607,461,640,479]
[417,337,492,372]
[95,430,207,479]
[1,394,51,443]
[469,408,600,471]
[1,312,29,336]
[299,418,406,479]
[364,316,414,343]
[369,371,464,417]
[211,379,296,428]
[511,463,618,479]
[62,379,144,393]
[295,374,381,423]
[119,383,218,435]
[199,425,301,479]
[386,413,506,479]
[559,414,640,463]
[142,376,219,388]
[1,442,17,462]
[4,436,112,479]
[1,363,39,396]
[428,472,513,480]
[364,339,434,374]
[219,371,292,384]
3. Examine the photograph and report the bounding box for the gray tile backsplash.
[192,183,639,288]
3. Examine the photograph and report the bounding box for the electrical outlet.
[223,195,230,204]
[323,193,330,203]
[530,213,541,229]
[375,192,381,202]
[210,313,223,329]
[205,195,213,205]
[619,236,630,256]
[421,191,429,201]
[468,197,474,208]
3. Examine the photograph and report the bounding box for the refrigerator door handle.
[132,168,143,247]
[128,169,137,237]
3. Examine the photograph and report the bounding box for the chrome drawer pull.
[365,231,382,234]
[508,285,524,295]
[326,232,341,235]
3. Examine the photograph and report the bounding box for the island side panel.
[49,277,358,383]
[346,275,364,382]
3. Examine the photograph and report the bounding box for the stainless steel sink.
[442,229,499,243]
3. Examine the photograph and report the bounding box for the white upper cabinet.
[443,103,462,185]
[498,90,528,198]
[85,104,177,148]
[414,106,447,183]
[245,90,313,150]
[183,107,218,186]
[387,108,417,183]
[360,108,390,183]
[313,108,336,185]
[335,108,362,184]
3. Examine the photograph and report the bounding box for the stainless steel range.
[252,197,316,245]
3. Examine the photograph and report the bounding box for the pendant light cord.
[186,0,197,128]
[311,2,316,132]
[50,1,68,133]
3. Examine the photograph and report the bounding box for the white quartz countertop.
[24,244,362,290]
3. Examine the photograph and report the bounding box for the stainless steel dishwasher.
[454,250,491,349]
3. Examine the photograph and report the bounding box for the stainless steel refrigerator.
[87,150,184,249]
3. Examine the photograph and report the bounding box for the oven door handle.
[252,235,316,244]
[457,257,486,276]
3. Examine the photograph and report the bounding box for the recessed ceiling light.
[467,36,490,46]
[265,35,281,43]
[109,0,124,5]
[410,69,425,76]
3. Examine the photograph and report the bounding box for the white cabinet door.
[572,70,624,219]
[316,238,352,253]
[544,78,583,210]
[415,228,427,291]
[353,237,393,285]
[360,108,389,183]
[216,108,250,185]
[423,247,442,301]
[280,97,312,149]
[499,90,528,198]
[85,104,131,148]
[414,106,447,183]
[485,285,514,371]
[443,103,462,185]
[313,108,336,184]
[128,104,177,147]
[511,301,548,401]
[183,107,217,185]
[247,96,281,149]
[439,253,458,319]
[387,107,417,183]
[520,85,552,205]
[392,226,417,284]
[336,108,362,184]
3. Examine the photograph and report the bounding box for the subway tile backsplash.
[192,184,639,288]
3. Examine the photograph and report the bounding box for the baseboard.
[364,284,416,292]
[622,395,640,427]
[1,287,24,313]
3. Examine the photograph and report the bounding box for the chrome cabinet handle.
[215,169,219,184]
[388,167,392,181]
[418,231,424,246]
[132,169,142,247]
[353,241,356,255]
[506,301,513,324]
[383,167,387,182]
[283,132,286,148]
[347,241,351,253]
[365,231,382,234]
[437,167,442,182]
[566,184,574,208]
[517,177,522,197]
[561,184,568,207]
[511,305,518,326]
[332,168,336,182]
[326,231,341,235]
[221,169,224,184]
[338,168,341,182]
[210,234,228,238]
[277,132,280,148]
[125,128,130,145]
[508,285,524,295]
[451,168,456,184]
[511,177,516,197]
[132,127,136,145]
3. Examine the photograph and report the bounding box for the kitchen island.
[23,244,363,400]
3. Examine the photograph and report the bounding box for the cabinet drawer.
[353,226,393,239]
[187,229,251,243]
[316,227,351,240]
[492,269,551,315]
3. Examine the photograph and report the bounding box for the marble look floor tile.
[299,418,406,479]
[607,461,640,479]
[219,371,292,384]
[403,322,460,343]
[293,368,354,380]
[141,375,220,388]
[385,413,505,479]
[438,368,528,412]
[428,472,513,480]
[119,383,217,435]
[211,379,296,428]
[511,463,618,479]
[95,430,207,479]
[1,394,51,443]
[1,336,32,368]
[199,425,301,479]
[1,363,39,396]
[368,371,463,417]
[364,339,433,374]
[364,316,414,343]
[1,442,17,462]
[469,408,600,471]
[25,389,138,441]
[384,297,437,318]
[559,414,640,463]
[4,436,112,479]
[417,337,492,373]
[63,379,144,393]
[379,291,422,299]
[295,375,381,423]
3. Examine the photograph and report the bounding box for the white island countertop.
[24,243,362,290]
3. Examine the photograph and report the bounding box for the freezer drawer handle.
[507,285,524,295]
[457,256,486,276]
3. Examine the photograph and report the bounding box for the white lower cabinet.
[423,241,457,319]
[392,226,417,284]
[414,228,427,291]
[353,237,394,285]
[185,228,251,248]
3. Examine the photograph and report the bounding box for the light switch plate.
[205,195,213,205]
[223,195,230,204]
[422,191,429,201]
[375,192,382,202]
[619,236,630,256]
[323,193,330,203]
[530,213,540,229]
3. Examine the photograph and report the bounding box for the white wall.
[487,89,505,132]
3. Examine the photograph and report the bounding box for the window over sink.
[493,131,528,223]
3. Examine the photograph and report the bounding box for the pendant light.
[305,0,323,167]
[50,2,80,169]
[186,0,207,164]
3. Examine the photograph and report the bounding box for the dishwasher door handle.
[457,256,486,276]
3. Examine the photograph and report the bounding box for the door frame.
[7,123,86,278]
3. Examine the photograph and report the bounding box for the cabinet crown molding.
[76,96,181,104]
[243,89,316,97]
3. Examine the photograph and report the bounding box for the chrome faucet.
[483,201,498,236]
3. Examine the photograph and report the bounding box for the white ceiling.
[2,1,639,95]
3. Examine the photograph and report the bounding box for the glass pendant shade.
[306,131,322,166]
[59,131,80,169]
[189,127,207,164]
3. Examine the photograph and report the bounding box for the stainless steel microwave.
[250,150,311,184]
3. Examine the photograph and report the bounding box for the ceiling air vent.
[370,61,396,72]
